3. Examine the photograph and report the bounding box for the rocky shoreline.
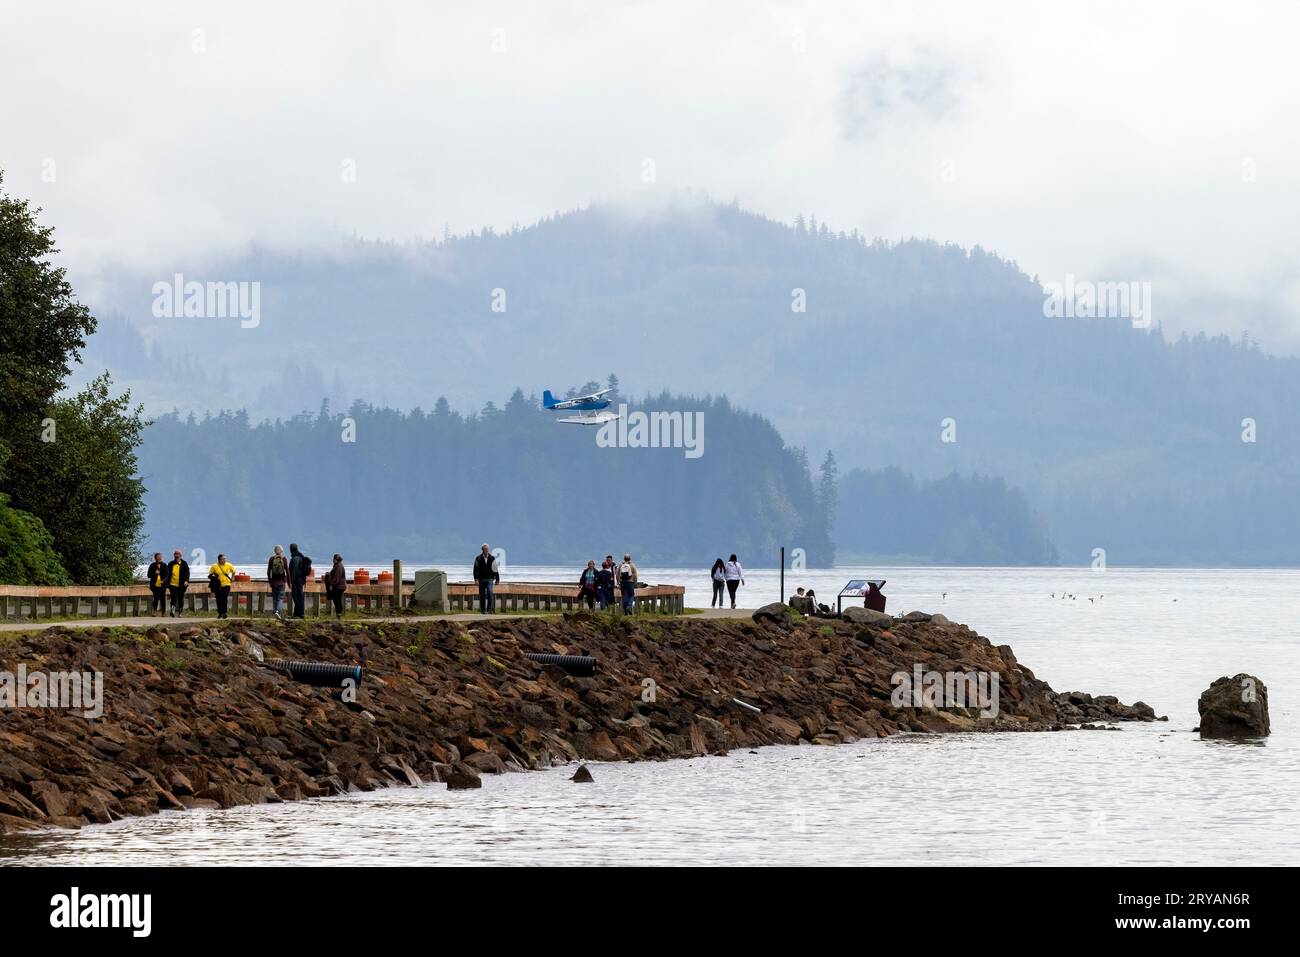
[0,609,1163,833]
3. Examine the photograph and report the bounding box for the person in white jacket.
[710,558,727,607]
[723,554,744,608]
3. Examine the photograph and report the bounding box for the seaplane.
[542,387,622,425]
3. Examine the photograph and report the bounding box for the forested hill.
[135,390,1058,567]
[83,197,1300,565]
[137,391,834,566]
[835,468,1057,566]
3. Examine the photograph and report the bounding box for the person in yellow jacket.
[146,552,168,616]
[165,550,190,617]
[208,554,236,619]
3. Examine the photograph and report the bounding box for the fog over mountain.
[78,200,1300,566]
[10,2,1300,354]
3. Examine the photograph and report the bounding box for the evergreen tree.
[817,451,839,528]
[0,172,145,583]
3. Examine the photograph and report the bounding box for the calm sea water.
[4,566,1297,866]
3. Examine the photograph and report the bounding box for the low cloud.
[838,49,967,142]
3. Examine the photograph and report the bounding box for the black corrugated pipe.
[264,659,363,686]
[525,653,598,677]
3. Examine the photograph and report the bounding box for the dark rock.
[462,751,507,774]
[1198,674,1269,738]
[444,763,482,790]
[167,769,195,796]
[842,606,892,627]
[752,603,794,628]
[571,764,594,783]
[177,796,221,810]
[29,782,69,818]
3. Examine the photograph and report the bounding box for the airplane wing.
[572,387,614,403]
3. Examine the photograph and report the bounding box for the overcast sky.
[4,0,1300,351]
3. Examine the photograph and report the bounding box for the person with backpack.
[724,554,744,609]
[710,558,727,608]
[288,543,312,619]
[596,557,616,611]
[165,549,190,617]
[208,553,236,619]
[324,554,348,620]
[473,543,499,613]
[146,552,168,616]
[618,553,638,614]
[267,545,290,620]
[577,559,600,610]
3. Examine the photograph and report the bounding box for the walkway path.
[0,606,754,633]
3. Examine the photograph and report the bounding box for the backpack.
[270,555,286,578]
[299,555,313,579]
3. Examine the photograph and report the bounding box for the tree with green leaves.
[0,492,68,585]
[0,171,97,461]
[4,374,147,583]
[0,171,146,583]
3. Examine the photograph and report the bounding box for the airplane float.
[542,387,622,425]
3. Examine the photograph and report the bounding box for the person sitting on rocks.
[789,587,812,614]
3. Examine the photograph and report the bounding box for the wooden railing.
[0,580,686,620]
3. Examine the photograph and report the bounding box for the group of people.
[709,555,745,608]
[473,548,753,614]
[145,545,350,620]
[790,586,828,615]
[577,554,640,613]
[471,544,645,615]
[790,579,886,616]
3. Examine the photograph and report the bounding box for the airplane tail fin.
[542,389,557,408]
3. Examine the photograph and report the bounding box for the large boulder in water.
[842,606,892,627]
[444,762,483,789]
[1198,674,1270,738]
